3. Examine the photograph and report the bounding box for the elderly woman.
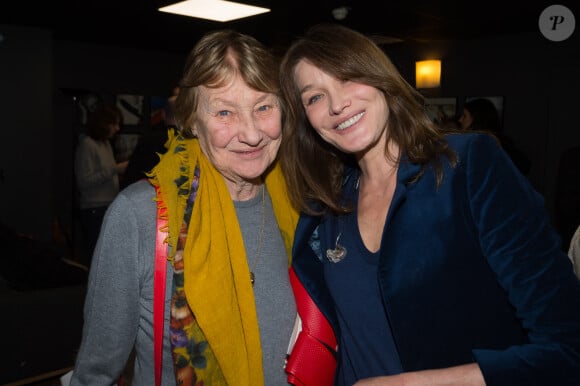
[70,30,298,386]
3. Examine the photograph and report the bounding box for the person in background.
[121,85,180,189]
[70,29,298,386]
[432,105,460,131]
[279,24,580,386]
[568,224,580,278]
[74,104,128,266]
[459,97,531,175]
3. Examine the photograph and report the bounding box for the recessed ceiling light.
[159,0,270,22]
[331,6,349,21]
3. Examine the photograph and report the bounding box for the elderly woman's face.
[195,74,282,185]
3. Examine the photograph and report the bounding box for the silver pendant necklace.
[325,176,355,263]
[326,232,347,263]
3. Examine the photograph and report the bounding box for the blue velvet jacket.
[291,133,580,386]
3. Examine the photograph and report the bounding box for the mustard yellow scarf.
[149,130,298,386]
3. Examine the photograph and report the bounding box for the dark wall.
[52,40,186,244]
[0,24,186,241]
[387,31,580,244]
[441,33,580,215]
[0,26,53,240]
[1,25,578,248]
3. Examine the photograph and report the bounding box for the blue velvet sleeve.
[462,133,580,385]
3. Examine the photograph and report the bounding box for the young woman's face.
[106,121,120,138]
[293,59,389,157]
[458,108,473,130]
[194,74,282,185]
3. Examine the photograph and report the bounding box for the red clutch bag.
[286,267,338,386]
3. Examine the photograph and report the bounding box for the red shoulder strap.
[154,186,168,386]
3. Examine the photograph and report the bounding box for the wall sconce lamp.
[415,59,441,89]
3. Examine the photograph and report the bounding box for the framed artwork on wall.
[77,92,104,125]
[116,94,145,126]
[424,97,457,125]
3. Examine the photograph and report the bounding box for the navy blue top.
[322,206,403,385]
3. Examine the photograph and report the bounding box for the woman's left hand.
[353,363,485,386]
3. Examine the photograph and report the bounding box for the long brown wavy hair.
[86,104,121,141]
[279,23,457,215]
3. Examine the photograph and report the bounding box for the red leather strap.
[154,186,168,386]
[286,266,338,386]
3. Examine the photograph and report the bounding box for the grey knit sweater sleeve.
[70,180,176,386]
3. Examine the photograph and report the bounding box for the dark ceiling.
[0,0,561,55]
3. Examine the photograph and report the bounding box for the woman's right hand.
[116,160,129,175]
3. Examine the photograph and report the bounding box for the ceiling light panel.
[159,0,270,22]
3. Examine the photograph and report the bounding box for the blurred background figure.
[569,225,580,279]
[74,104,128,266]
[121,85,179,188]
[555,145,580,250]
[459,98,531,175]
[434,106,460,131]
